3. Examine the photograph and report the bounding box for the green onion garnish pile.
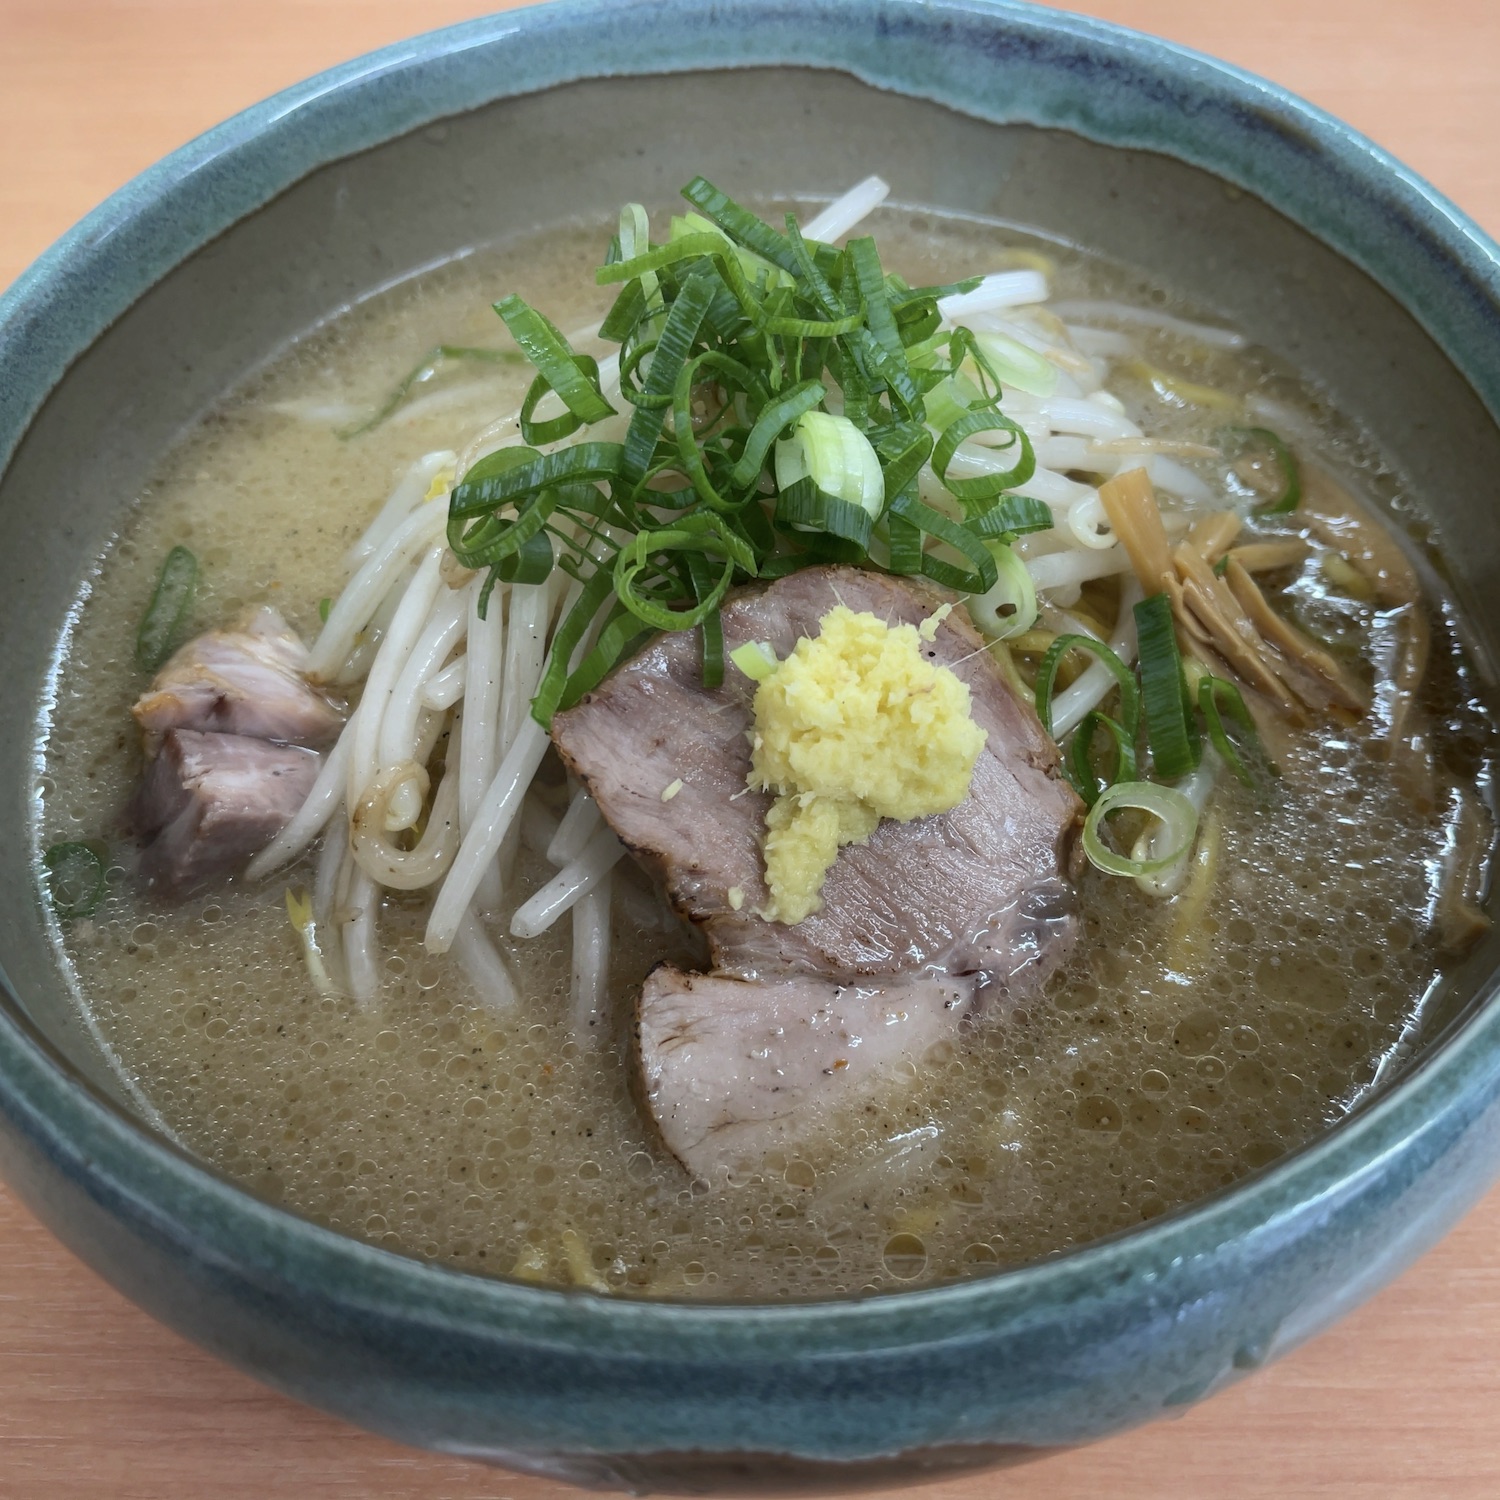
[443,176,1054,726]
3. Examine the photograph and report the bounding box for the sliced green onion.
[685,551,726,689]
[619,265,719,491]
[972,331,1059,398]
[968,493,1054,540]
[1133,593,1201,778]
[903,328,947,370]
[730,640,779,681]
[847,237,903,361]
[773,478,874,552]
[758,302,865,340]
[1082,781,1199,878]
[317,596,331,623]
[918,373,983,434]
[1198,674,1267,787]
[135,545,197,672]
[618,202,661,324]
[773,410,884,519]
[737,381,828,493]
[885,489,998,594]
[495,296,616,439]
[1132,754,1217,896]
[596,231,741,289]
[458,443,543,488]
[966,542,1037,640]
[600,278,650,345]
[42,841,106,919]
[531,567,619,726]
[670,357,735,514]
[841,237,925,421]
[492,529,555,586]
[892,274,986,306]
[680,176,800,278]
[1033,631,1141,804]
[670,209,725,244]
[338,344,524,439]
[612,517,751,632]
[1066,711,1139,806]
[449,442,620,521]
[931,408,1036,505]
[450,482,563,574]
[871,422,934,499]
[519,352,609,445]
[782,216,844,319]
[1221,425,1301,514]
[1033,634,1140,743]
[886,505,924,577]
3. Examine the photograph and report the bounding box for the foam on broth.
[36,206,1495,1298]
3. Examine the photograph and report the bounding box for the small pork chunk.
[552,566,1082,987]
[133,605,342,745]
[636,964,975,1177]
[132,728,319,892]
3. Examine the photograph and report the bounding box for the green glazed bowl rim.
[3,0,1499,1358]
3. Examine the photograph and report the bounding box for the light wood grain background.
[3,2,1500,1496]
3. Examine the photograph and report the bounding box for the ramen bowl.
[2,0,1499,1488]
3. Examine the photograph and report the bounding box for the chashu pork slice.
[551,565,1082,990]
[132,728,320,893]
[636,964,975,1178]
[133,605,343,746]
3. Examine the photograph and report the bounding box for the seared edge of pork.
[133,605,343,746]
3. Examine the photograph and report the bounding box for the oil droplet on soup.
[37,207,1495,1298]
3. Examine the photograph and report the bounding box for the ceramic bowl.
[2,0,1499,1489]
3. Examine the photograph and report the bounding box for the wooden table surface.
[4,1,1500,1495]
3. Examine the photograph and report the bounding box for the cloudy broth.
[36,206,1495,1298]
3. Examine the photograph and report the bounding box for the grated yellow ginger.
[747,603,986,923]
